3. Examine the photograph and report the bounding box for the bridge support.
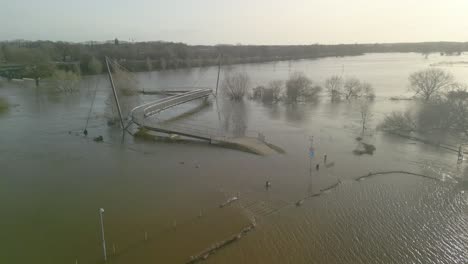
[105,57,125,129]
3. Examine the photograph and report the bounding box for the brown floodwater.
[0,53,467,264]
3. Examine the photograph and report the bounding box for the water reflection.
[265,102,281,120]
[221,100,248,137]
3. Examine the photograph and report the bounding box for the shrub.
[379,111,416,132]
[325,75,343,101]
[267,80,283,101]
[252,86,265,99]
[222,72,250,101]
[52,70,80,93]
[361,82,375,100]
[286,72,313,102]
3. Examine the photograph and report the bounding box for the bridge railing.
[130,89,212,125]
[143,89,211,117]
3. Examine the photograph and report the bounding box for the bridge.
[130,88,216,141]
[105,57,282,155]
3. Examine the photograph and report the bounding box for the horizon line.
[1,39,468,46]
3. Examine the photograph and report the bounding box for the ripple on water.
[206,174,468,264]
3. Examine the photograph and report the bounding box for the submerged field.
[0,53,467,264]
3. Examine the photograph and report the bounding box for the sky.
[1,0,468,45]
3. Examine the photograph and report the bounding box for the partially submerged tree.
[379,111,417,133]
[417,87,468,134]
[360,82,376,101]
[343,77,362,100]
[267,80,283,101]
[252,80,283,103]
[252,86,265,100]
[26,63,56,86]
[325,75,343,101]
[445,87,468,133]
[359,100,373,133]
[286,72,314,102]
[409,68,454,102]
[303,85,322,101]
[222,72,250,101]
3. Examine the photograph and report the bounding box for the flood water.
[1,53,467,264]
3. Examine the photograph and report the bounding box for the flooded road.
[0,53,467,264]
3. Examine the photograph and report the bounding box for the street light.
[99,208,107,262]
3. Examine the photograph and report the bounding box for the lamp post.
[99,208,107,262]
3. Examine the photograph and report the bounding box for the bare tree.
[361,82,375,100]
[267,80,283,101]
[303,85,322,101]
[409,68,454,102]
[359,100,373,133]
[286,72,313,102]
[252,86,265,100]
[343,77,362,100]
[222,72,250,101]
[325,75,343,101]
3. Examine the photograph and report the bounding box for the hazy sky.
[2,0,468,45]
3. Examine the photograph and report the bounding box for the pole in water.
[144,231,148,241]
[99,208,107,262]
[215,54,222,97]
[105,57,125,130]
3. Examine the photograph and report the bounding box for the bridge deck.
[131,89,212,123]
[130,89,214,140]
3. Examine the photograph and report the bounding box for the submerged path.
[181,170,445,263]
[96,169,445,264]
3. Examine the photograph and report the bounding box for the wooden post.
[105,57,125,129]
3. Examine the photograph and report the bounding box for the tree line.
[1,40,467,82]
[380,68,468,137]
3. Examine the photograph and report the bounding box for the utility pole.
[105,57,125,129]
[215,54,222,97]
[99,208,107,262]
